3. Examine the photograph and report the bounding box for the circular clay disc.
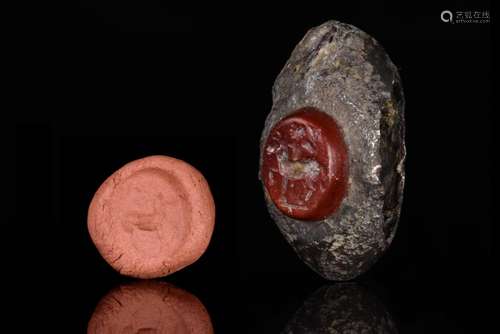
[87,281,214,334]
[87,155,215,279]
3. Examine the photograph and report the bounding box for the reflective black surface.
[243,276,491,333]
[9,1,492,333]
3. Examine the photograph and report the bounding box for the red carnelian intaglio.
[262,107,348,221]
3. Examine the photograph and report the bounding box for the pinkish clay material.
[87,281,214,334]
[88,155,215,279]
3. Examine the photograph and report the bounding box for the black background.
[10,1,492,333]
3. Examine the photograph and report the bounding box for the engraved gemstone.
[261,107,348,221]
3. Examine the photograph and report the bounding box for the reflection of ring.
[284,284,397,333]
[441,10,453,23]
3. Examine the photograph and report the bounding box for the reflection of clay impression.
[88,156,215,278]
[88,281,214,334]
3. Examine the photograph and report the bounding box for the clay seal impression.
[88,155,215,279]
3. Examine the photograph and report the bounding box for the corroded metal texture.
[259,20,405,280]
[283,284,398,333]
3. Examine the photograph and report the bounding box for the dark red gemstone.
[261,107,349,221]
